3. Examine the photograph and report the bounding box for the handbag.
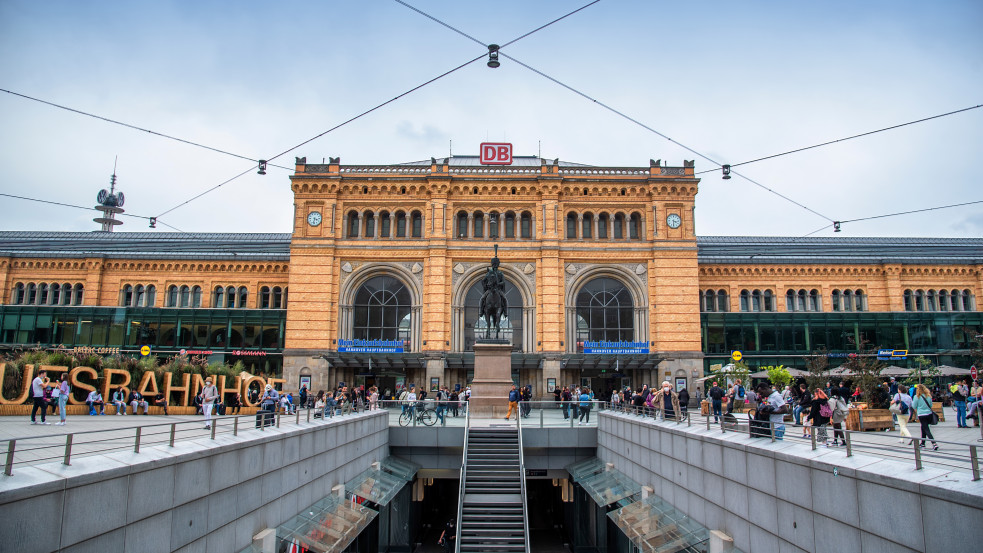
[930,411,939,425]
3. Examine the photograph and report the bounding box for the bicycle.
[398,403,436,426]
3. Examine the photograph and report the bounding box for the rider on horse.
[478,246,508,340]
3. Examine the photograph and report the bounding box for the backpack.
[738,385,745,399]
[819,400,833,418]
[833,398,849,419]
[894,394,909,415]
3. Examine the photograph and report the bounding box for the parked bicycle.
[398,403,436,426]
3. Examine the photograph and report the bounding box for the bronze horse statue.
[478,249,508,340]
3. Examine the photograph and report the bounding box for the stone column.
[425,355,444,396]
[469,342,514,417]
[542,355,561,403]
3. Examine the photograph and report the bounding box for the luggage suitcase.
[255,409,274,428]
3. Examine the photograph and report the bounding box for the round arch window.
[352,276,412,342]
[575,277,634,344]
[463,278,523,351]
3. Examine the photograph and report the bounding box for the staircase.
[458,426,528,552]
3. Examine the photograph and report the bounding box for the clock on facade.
[666,213,681,229]
[307,211,322,226]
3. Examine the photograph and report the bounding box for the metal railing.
[516,405,531,553]
[605,400,982,480]
[454,405,470,553]
[1,403,364,476]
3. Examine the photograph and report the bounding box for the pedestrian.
[678,387,690,416]
[30,369,50,425]
[435,385,448,424]
[111,386,128,415]
[829,388,849,446]
[260,384,279,412]
[569,385,580,420]
[154,392,169,415]
[438,518,456,553]
[807,388,831,446]
[890,384,913,444]
[299,385,309,410]
[561,386,572,419]
[913,384,939,450]
[228,393,242,415]
[578,387,593,425]
[200,377,219,429]
[505,385,519,420]
[369,386,379,411]
[449,387,460,417]
[56,374,70,425]
[952,379,969,428]
[756,382,788,439]
[128,389,149,415]
[520,385,532,418]
[793,383,809,426]
[708,381,724,423]
[657,381,680,420]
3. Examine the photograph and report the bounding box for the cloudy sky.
[1,0,980,238]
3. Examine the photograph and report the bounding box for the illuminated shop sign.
[338,339,405,353]
[582,341,649,354]
[479,142,513,165]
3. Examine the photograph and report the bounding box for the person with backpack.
[890,384,914,444]
[807,388,831,446]
[829,389,850,446]
[707,382,725,422]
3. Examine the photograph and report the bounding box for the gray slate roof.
[0,232,979,265]
[397,155,593,167]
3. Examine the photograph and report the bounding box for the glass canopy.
[608,494,714,553]
[566,457,641,507]
[275,493,377,553]
[345,456,420,507]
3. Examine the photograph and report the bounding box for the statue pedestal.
[469,341,514,418]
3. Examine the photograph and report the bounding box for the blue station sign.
[877,349,908,360]
[338,339,404,353]
[583,341,649,354]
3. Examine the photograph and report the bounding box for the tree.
[843,338,886,408]
[903,355,941,388]
[804,348,830,392]
[707,360,750,387]
[766,365,792,390]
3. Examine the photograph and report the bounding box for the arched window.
[598,213,609,239]
[739,290,750,312]
[146,285,156,307]
[855,289,866,311]
[473,211,484,238]
[134,285,145,307]
[50,284,61,306]
[347,211,359,238]
[213,286,225,308]
[352,275,412,342]
[396,211,407,238]
[701,289,715,312]
[411,211,423,238]
[809,289,821,312]
[179,285,191,307]
[122,284,134,307]
[191,286,202,308]
[926,290,938,311]
[237,286,248,308]
[575,277,635,344]
[226,286,236,308]
[72,283,84,305]
[613,213,625,239]
[260,286,271,309]
[520,211,531,238]
[379,211,391,238]
[272,286,283,309]
[831,289,842,312]
[903,290,913,311]
[717,289,729,312]
[363,211,375,238]
[939,290,949,311]
[582,212,593,239]
[914,290,925,311]
[167,285,179,307]
[489,212,499,238]
[283,287,288,308]
[463,277,523,351]
[505,212,516,238]
[27,283,37,305]
[797,290,807,311]
[38,283,49,305]
[763,289,775,312]
[949,289,960,311]
[61,283,72,305]
[13,283,25,304]
[963,289,976,311]
[629,213,641,239]
[457,211,468,238]
[566,213,577,239]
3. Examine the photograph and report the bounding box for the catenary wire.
[159,2,596,219]
[0,192,154,221]
[393,1,837,224]
[838,199,983,225]
[0,88,292,171]
[695,104,983,175]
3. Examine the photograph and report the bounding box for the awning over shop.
[275,493,377,553]
[345,456,421,507]
[318,352,427,371]
[563,354,663,371]
[608,494,714,553]
[565,457,641,507]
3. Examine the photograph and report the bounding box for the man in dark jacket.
[505,385,520,420]
[708,382,725,422]
[678,388,690,415]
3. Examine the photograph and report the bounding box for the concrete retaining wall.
[0,411,388,553]
[597,411,983,553]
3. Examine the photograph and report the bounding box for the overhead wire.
[157,1,601,221]
[394,0,837,224]
[695,104,983,175]
[0,191,184,231]
[837,199,983,225]
[0,88,292,171]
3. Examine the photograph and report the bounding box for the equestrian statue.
[478,245,508,340]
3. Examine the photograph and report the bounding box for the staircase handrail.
[454,402,470,553]
[517,404,531,553]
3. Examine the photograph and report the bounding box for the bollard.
[844,431,853,457]
[970,446,980,482]
[234,416,239,436]
[307,408,311,423]
[720,418,726,434]
[913,439,922,470]
[276,412,281,428]
[63,434,73,466]
[770,422,776,443]
[811,432,817,451]
[170,423,177,446]
[4,440,15,476]
[706,415,711,431]
[540,408,544,428]
[134,427,142,454]
[211,421,217,440]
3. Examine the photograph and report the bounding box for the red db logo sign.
[480,142,513,165]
